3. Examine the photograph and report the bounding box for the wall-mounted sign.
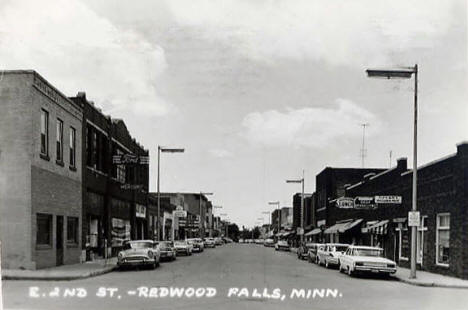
[408,211,420,227]
[121,184,144,190]
[335,197,355,209]
[136,204,146,218]
[173,210,187,218]
[113,154,149,165]
[375,195,402,204]
[354,197,376,209]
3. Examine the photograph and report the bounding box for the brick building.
[292,193,314,229]
[69,92,149,259]
[0,71,83,269]
[323,143,468,279]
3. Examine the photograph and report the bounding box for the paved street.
[3,244,468,310]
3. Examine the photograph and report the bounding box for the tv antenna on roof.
[360,123,370,168]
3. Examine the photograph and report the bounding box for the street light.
[157,146,184,241]
[268,201,281,234]
[366,64,418,279]
[286,170,305,243]
[199,192,213,238]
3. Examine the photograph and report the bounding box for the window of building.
[436,213,450,266]
[69,127,76,168]
[56,119,63,162]
[36,213,52,246]
[92,131,97,169]
[116,149,126,183]
[40,109,49,156]
[67,217,79,244]
[397,222,409,261]
[86,125,93,167]
[417,216,428,265]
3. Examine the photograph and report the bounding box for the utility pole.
[360,123,369,168]
[389,150,393,168]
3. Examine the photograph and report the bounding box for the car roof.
[326,243,349,247]
[348,245,383,250]
[125,240,153,243]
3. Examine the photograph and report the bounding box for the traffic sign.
[173,210,187,218]
[408,211,420,227]
[297,227,304,235]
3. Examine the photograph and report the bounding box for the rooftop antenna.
[360,123,369,168]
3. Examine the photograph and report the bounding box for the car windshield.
[160,241,173,248]
[123,242,152,250]
[174,241,187,246]
[333,246,348,252]
[353,248,383,257]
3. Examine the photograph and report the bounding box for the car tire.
[347,266,353,277]
[325,260,329,268]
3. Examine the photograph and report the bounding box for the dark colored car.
[297,243,314,260]
[157,241,176,261]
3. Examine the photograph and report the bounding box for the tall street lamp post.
[286,170,305,243]
[366,65,418,279]
[199,192,213,238]
[268,201,281,235]
[157,146,184,241]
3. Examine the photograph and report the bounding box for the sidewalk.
[393,267,468,289]
[1,257,118,281]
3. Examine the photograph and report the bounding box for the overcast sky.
[1,0,466,228]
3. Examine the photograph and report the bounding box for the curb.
[394,276,468,289]
[2,265,118,281]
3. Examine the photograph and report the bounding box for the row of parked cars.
[116,237,229,270]
[296,243,398,277]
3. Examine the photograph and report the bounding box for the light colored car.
[275,240,290,251]
[157,241,176,261]
[174,240,193,256]
[316,243,348,267]
[297,243,315,260]
[317,243,349,268]
[339,245,397,276]
[187,238,204,252]
[214,237,224,246]
[117,240,160,269]
[204,238,216,248]
[307,243,325,264]
[263,238,275,247]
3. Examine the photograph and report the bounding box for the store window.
[397,222,409,261]
[40,109,49,156]
[436,213,450,266]
[417,216,428,265]
[56,119,63,162]
[67,217,79,244]
[37,213,52,246]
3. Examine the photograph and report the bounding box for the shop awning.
[324,222,349,234]
[367,220,389,235]
[305,228,321,236]
[338,219,363,233]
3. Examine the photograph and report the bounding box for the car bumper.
[160,251,174,258]
[327,257,340,265]
[118,257,156,266]
[354,266,397,274]
[276,246,290,251]
[175,248,190,254]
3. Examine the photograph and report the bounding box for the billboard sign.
[335,197,355,209]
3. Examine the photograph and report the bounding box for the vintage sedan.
[204,238,216,248]
[214,237,224,246]
[174,240,193,256]
[117,240,160,270]
[307,243,325,264]
[263,238,275,247]
[158,241,177,261]
[297,243,315,260]
[187,238,204,252]
[275,240,290,251]
[339,245,397,276]
[317,243,349,268]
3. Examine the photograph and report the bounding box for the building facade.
[321,143,468,279]
[0,71,83,269]
[70,92,149,259]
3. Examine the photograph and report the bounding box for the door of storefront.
[56,216,64,266]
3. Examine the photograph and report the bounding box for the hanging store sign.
[297,227,304,235]
[375,195,402,204]
[354,197,376,209]
[335,197,355,209]
[113,154,149,165]
[173,210,187,218]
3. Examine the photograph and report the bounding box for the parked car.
[157,241,176,261]
[339,245,397,276]
[317,243,349,268]
[263,238,275,247]
[255,239,264,245]
[307,243,325,264]
[204,238,216,248]
[214,237,224,246]
[297,243,315,260]
[187,238,204,252]
[223,237,233,243]
[117,240,160,270]
[174,240,193,256]
[275,240,290,251]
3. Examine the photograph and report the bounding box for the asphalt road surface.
[3,244,468,310]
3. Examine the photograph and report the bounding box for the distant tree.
[228,223,240,241]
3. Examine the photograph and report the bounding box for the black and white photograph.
[0,0,467,309]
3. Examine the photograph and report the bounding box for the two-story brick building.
[0,71,83,269]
